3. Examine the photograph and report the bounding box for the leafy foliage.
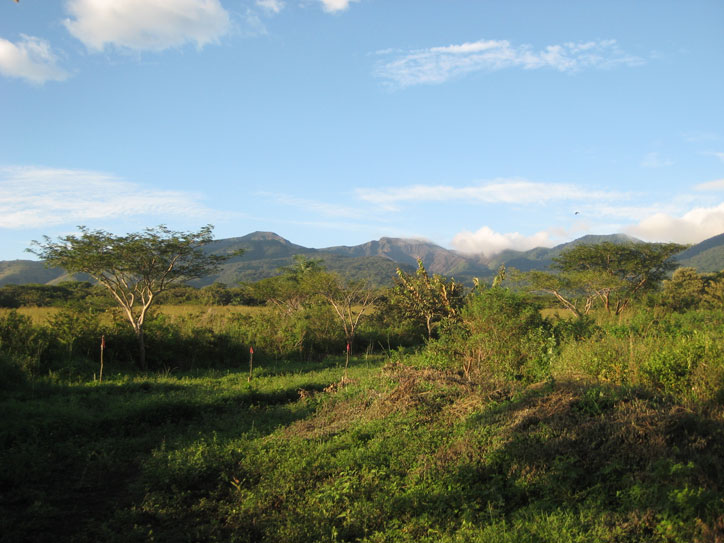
[432,287,553,382]
[392,259,465,339]
[526,241,685,316]
[29,225,230,368]
[553,241,684,314]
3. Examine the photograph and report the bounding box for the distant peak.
[244,231,290,243]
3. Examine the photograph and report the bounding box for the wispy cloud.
[452,226,556,256]
[625,202,724,244]
[641,152,674,168]
[375,38,644,88]
[0,166,217,229]
[0,35,69,84]
[695,178,724,191]
[256,0,285,14]
[319,0,359,13]
[356,179,625,210]
[64,0,231,52]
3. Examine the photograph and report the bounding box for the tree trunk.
[136,328,147,370]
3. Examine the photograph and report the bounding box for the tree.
[312,272,377,353]
[525,270,594,318]
[29,225,229,369]
[703,272,724,309]
[277,256,376,354]
[201,282,233,306]
[661,267,706,311]
[243,255,325,316]
[392,259,464,339]
[528,242,684,316]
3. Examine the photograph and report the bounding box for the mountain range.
[1,231,722,287]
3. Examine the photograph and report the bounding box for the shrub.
[641,333,723,399]
[553,334,638,385]
[0,310,51,377]
[433,288,554,382]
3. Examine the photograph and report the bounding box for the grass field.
[2,353,723,542]
[0,304,267,325]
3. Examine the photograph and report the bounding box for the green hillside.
[0,260,66,286]
[675,233,724,273]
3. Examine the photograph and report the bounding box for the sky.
[1,0,723,261]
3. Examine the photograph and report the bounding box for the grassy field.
[3,353,723,542]
[0,304,267,325]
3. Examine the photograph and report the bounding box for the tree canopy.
[527,241,686,316]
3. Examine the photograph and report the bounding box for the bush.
[641,333,723,399]
[0,310,51,377]
[553,334,637,385]
[432,288,554,382]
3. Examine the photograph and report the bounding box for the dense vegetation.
[2,243,724,542]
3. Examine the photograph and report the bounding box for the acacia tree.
[525,270,595,318]
[527,241,685,316]
[29,225,228,369]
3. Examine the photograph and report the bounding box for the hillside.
[0,260,70,286]
[675,232,724,273]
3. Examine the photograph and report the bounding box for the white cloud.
[641,152,674,168]
[319,0,359,13]
[64,0,231,52]
[712,152,724,163]
[695,178,724,191]
[625,203,724,244]
[452,226,555,256]
[0,35,69,84]
[0,166,216,229]
[375,38,643,88]
[356,179,624,209]
[256,0,284,14]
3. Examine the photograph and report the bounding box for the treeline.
[0,281,259,308]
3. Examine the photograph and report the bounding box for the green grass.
[3,353,723,542]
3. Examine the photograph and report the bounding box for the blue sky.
[1,0,723,261]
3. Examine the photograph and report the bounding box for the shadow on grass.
[0,376,326,543]
[399,379,724,540]
[252,354,385,378]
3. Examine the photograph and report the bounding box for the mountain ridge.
[2,231,723,287]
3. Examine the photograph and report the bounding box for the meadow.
[2,294,724,542]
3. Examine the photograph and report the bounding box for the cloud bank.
[64,0,231,52]
[375,38,643,88]
[452,226,555,256]
[626,203,724,244]
[0,166,214,229]
[0,35,69,84]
